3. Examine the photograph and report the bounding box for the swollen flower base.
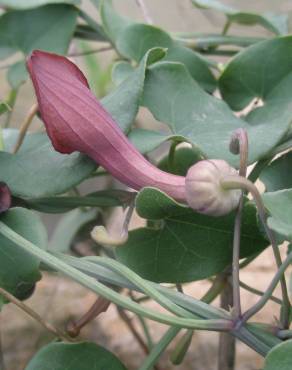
[186,160,241,216]
[27,50,240,217]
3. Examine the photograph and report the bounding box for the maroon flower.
[27,50,186,202]
[0,182,11,214]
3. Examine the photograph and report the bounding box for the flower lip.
[27,50,186,202]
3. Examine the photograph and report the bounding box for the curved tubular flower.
[27,50,186,202]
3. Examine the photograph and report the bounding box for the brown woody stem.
[66,296,110,337]
[0,286,71,342]
[12,103,38,154]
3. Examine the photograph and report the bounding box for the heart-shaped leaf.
[99,0,131,43]
[102,47,166,132]
[260,152,292,192]
[219,37,292,111]
[262,189,292,242]
[0,0,80,10]
[264,339,292,370]
[0,207,47,305]
[142,61,291,166]
[192,0,288,35]
[116,23,216,92]
[116,188,268,283]
[0,129,96,198]
[0,4,78,60]
[25,342,127,370]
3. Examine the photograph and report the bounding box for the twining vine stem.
[241,251,292,324]
[221,176,291,328]
[229,128,248,319]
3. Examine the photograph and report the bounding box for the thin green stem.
[239,280,282,305]
[277,330,292,340]
[200,275,226,303]
[90,257,202,319]
[0,222,231,331]
[117,307,150,356]
[222,20,232,35]
[170,274,227,366]
[4,89,18,128]
[201,49,238,56]
[241,252,292,323]
[221,176,290,327]
[67,46,113,57]
[170,329,193,365]
[239,252,261,269]
[58,253,275,355]
[229,128,248,319]
[129,291,153,349]
[137,315,153,350]
[139,327,180,370]
[231,198,243,318]
[174,35,264,49]
[63,254,230,320]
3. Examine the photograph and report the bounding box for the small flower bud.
[185,160,241,216]
[91,226,128,246]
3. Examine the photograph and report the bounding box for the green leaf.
[100,0,132,43]
[262,189,292,242]
[219,36,292,111]
[0,0,80,10]
[25,190,129,213]
[25,342,127,370]
[102,47,166,132]
[260,152,292,192]
[0,4,78,60]
[192,0,288,35]
[116,188,268,283]
[142,62,291,166]
[74,24,107,42]
[128,128,182,155]
[50,208,98,252]
[264,339,292,370]
[158,146,203,176]
[0,207,47,305]
[116,23,216,92]
[112,61,134,85]
[0,101,10,116]
[78,41,112,98]
[0,129,96,198]
[7,60,28,89]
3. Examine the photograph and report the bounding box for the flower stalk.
[221,176,291,328]
[229,128,248,320]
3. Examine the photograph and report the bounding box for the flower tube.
[27,50,186,201]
